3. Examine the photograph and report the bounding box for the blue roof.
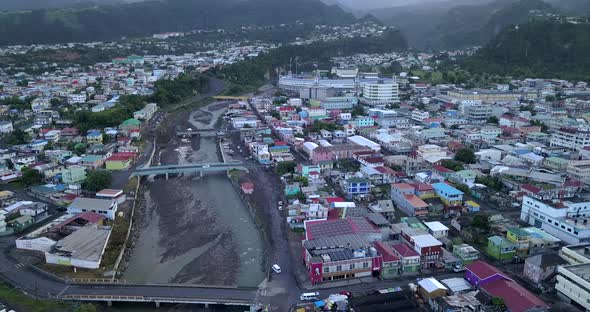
[432,183,464,196]
[87,130,101,136]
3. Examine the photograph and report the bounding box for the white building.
[424,221,449,239]
[567,160,590,185]
[347,135,381,152]
[67,93,87,104]
[67,198,118,220]
[360,78,399,106]
[551,128,590,151]
[133,103,158,120]
[231,117,258,129]
[45,226,111,269]
[411,110,430,123]
[416,144,447,162]
[0,121,13,134]
[556,263,590,311]
[520,195,590,244]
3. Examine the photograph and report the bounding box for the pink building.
[312,146,334,164]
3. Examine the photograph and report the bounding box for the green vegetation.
[83,170,112,192]
[305,121,343,134]
[0,0,356,45]
[440,159,464,172]
[4,129,31,145]
[64,94,145,133]
[276,161,296,176]
[454,148,476,164]
[486,116,499,124]
[475,175,504,191]
[215,30,407,92]
[20,167,43,186]
[350,105,365,118]
[0,282,69,312]
[152,74,209,108]
[462,20,590,81]
[337,159,361,172]
[472,212,491,232]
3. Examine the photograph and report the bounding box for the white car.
[278,200,283,206]
[202,165,210,168]
[278,205,283,211]
[272,264,282,274]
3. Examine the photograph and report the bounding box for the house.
[450,170,478,187]
[418,277,448,299]
[523,253,566,284]
[341,178,370,199]
[391,242,421,273]
[133,103,158,120]
[432,183,464,208]
[402,233,443,269]
[368,200,396,222]
[452,244,479,265]
[67,197,118,220]
[105,153,135,170]
[86,131,103,144]
[391,183,429,217]
[0,121,14,133]
[465,261,549,312]
[373,241,402,278]
[11,215,33,232]
[79,155,104,170]
[424,221,449,239]
[61,165,86,185]
[118,118,141,135]
[486,236,516,260]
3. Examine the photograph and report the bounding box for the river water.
[123,115,265,288]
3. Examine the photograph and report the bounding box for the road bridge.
[131,162,247,178]
[59,283,257,308]
[212,95,248,101]
[176,130,224,138]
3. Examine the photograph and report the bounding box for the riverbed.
[122,103,265,287]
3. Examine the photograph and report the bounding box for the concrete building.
[67,198,118,220]
[567,160,590,185]
[133,103,158,120]
[520,195,590,245]
[45,226,111,269]
[360,78,399,106]
[550,127,590,151]
[556,263,590,311]
[0,121,13,133]
[61,166,86,185]
[464,104,492,124]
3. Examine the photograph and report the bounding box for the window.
[363,262,369,268]
[324,267,329,273]
[350,263,355,270]
[336,265,342,272]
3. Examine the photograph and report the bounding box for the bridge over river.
[130,161,248,178]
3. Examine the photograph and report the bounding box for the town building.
[67,198,118,220]
[550,127,590,151]
[360,78,399,106]
[61,165,86,185]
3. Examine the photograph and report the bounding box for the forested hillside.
[461,20,590,81]
[0,0,356,45]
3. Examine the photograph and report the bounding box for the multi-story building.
[447,90,535,102]
[67,93,87,104]
[133,103,158,120]
[360,78,399,106]
[391,183,429,217]
[567,160,590,185]
[61,166,86,185]
[550,127,590,151]
[353,116,375,128]
[320,97,357,110]
[411,110,429,123]
[67,197,118,220]
[302,218,383,285]
[556,263,590,311]
[464,104,492,124]
[400,231,443,269]
[0,121,13,134]
[432,183,464,208]
[520,195,590,244]
[416,144,447,162]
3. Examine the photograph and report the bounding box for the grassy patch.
[0,282,70,312]
[100,217,131,270]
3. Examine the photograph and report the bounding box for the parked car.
[272,264,282,274]
[453,264,466,272]
[340,291,353,298]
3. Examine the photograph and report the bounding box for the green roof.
[488,235,516,246]
[508,227,530,237]
[545,157,569,164]
[121,118,141,126]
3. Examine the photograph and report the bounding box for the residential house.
[524,253,566,284]
[67,197,118,220]
[61,166,86,185]
[341,178,370,199]
[391,183,428,217]
[105,152,135,170]
[0,121,13,133]
[453,244,479,265]
[432,183,464,208]
[86,131,103,144]
[486,236,516,260]
[79,155,104,170]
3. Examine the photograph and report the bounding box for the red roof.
[466,260,506,280]
[53,211,105,230]
[521,184,542,194]
[433,165,452,173]
[481,279,549,312]
[413,183,434,192]
[241,182,254,190]
[373,241,400,262]
[374,166,396,175]
[325,197,344,203]
[107,154,134,161]
[364,157,384,164]
[391,243,419,257]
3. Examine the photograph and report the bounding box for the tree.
[20,167,43,186]
[486,116,499,124]
[5,129,30,145]
[472,212,491,232]
[350,105,365,118]
[454,183,471,195]
[5,159,14,170]
[83,170,112,192]
[440,159,464,171]
[276,161,296,176]
[455,148,476,164]
[450,124,460,130]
